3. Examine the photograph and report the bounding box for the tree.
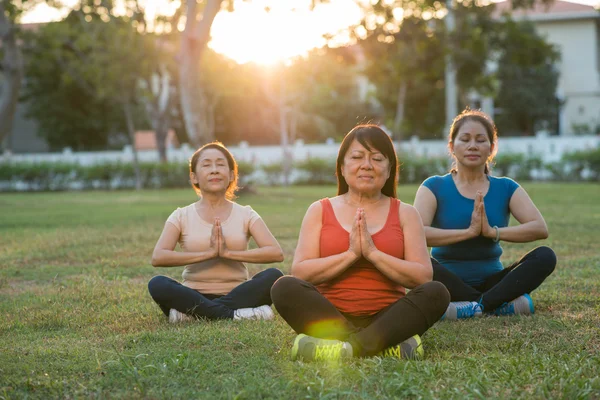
[20,17,127,150]
[357,0,556,138]
[362,17,446,139]
[0,0,24,150]
[494,19,560,135]
[178,0,225,147]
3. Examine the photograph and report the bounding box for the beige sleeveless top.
[166,202,261,295]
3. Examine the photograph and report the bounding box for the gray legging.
[271,276,450,357]
[148,268,283,320]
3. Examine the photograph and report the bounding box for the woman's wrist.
[364,248,382,264]
[465,227,479,239]
[482,225,497,240]
[345,249,360,263]
[492,226,500,242]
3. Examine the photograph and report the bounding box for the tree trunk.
[123,99,143,190]
[143,66,173,163]
[279,81,291,186]
[154,114,170,163]
[179,0,223,147]
[393,82,407,140]
[0,3,23,149]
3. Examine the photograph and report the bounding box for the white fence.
[1,133,598,166]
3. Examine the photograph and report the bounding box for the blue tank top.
[422,174,519,286]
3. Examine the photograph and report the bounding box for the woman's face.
[451,120,493,170]
[191,148,233,194]
[341,139,391,194]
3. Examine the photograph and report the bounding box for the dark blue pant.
[433,246,557,311]
[148,268,283,320]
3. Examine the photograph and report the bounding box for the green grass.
[1,184,599,399]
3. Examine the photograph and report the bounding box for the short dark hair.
[336,125,398,198]
[189,142,239,199]
[448,108,498,174]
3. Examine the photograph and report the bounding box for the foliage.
[236,159,256,186]
[397,153,450,184]
[295,157,337,184]
[2,148,598,192]
[562,148,600,181]
[0,184,599,398]
[492,153,543,181]
[260,161,285,186]
[0,161,189,191]
[19,13,135,150]
[494,20,561,135]
[359,2,560,139]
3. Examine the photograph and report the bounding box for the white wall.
[2,134,598,166]
[535,18,600,133]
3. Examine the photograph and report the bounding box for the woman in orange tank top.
[272,125,450,361]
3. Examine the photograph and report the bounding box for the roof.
[135,130,179,151]
[494,0,600,21]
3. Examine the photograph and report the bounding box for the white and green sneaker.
[291,334,353,361]
[377,334,424,360]
[493,294,534,316]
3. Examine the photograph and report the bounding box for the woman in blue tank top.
[414,109,556,320]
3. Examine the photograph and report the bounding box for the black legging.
[432,246,557,311]
[148,268,283,320]
[271,276,450,357]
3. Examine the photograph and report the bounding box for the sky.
[20,0,600,65]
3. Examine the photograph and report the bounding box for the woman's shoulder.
[489,175,520,193]
[232,202,259,218]
[301,198,331,221]
[398,200,417,216]
[169,203,195,216]
[421,173,452,192]
[398,201,421,227]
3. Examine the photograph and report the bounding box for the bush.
[237,160,256,186]
[261,162,284,186]
[0,161,192,192]
[492,153,543,181]
[398,154,449,184]
[294,157,336,185]
[562,148,600,181]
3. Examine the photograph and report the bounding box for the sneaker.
[291,334,353,361]
[169,308,192,323]
[233,304,275,321]
[377,334,424,360]
[440,301,483,321]
[493,294,534,316]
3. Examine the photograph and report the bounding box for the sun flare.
[209,0,362,65]
[21,0,362,66]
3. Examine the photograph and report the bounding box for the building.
[495,0,600,135]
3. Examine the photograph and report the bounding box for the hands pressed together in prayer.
[348,208,379,262]
[467,191,498,240]
[208,218,230,259]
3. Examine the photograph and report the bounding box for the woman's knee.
[533,246,557,275]
[415,281,451,311]
[261,268,284,284]
[147,275,171,297]
[270,275,304,303]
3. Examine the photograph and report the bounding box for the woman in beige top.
[148,142,284,322]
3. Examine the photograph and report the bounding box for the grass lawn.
[1,183,599,399]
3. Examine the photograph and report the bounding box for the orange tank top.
[316,198,406,316]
